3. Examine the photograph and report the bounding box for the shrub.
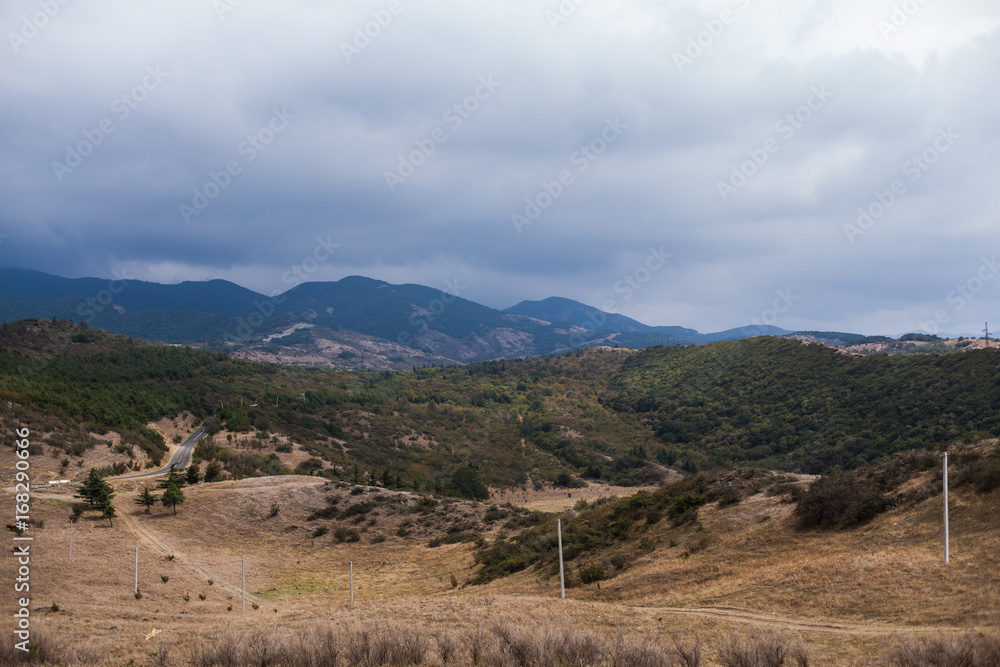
[161,575,169,583]
[794,470,888,529]
[889,631,1000,666]
[269,501,280,517]
[973,459,1000,494]
[717,486,743,507]
[312,526,328,538]
[716,630,808,667]
[334,526,360,542]
[579,563,607,584]
[0,622,62,665]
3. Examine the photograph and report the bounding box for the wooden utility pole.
[134,547,138,594]
[557,519,565,599]
[350,562,354,602]
[69,521,73,562]
[943,452,950,564]
[242,556,246,612]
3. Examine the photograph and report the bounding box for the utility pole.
[134,547,138,594]
[943,452,950,564]
[69,521,73,562]
[349,562,354,602]
[985,323,991,342]
[557,519,565,599]
[242,556,246,612]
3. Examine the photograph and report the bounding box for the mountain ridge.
[0,267,905,368]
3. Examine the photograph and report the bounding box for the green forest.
[2,319,999,489]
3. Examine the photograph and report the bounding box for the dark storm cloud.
[1,0,999,335]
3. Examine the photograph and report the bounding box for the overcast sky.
[1,0,999,336]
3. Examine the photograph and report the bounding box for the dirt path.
[119,508,264,607]
[638,605,960,636]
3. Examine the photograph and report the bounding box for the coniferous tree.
[96,485,117,526]
[135,487,159,515]
[185,463,201,485]
[157,463,187,491]
[74,469,106,506]
[203,461,222,483]
[161,485,185,515]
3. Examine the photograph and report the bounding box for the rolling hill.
[3,320,1000,490]
[1,268,796,368]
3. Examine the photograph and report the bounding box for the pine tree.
[96,486,117,527]
[157,463,187,491]
[204,461,222,483]
[185,463,201,485]
[135,487,159,515]
[161,485,185,515]
[74,469,106,506]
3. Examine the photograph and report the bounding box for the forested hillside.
[607,337,1000,472]
[2,320,999,489]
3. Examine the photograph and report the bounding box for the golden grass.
[2,467,997,665]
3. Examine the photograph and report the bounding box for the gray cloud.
[2,0,999,336]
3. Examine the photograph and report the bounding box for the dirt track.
[119,508,264,607]
[638,605,961,636]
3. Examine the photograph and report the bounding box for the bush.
[0,622,63,664]
[794,470,888,529]
[578,563,607,585]
[717,486,743,507]
[889,632,1000,667]
[972,459,1000,494]
[717,630,809,667]
[312,526,328,538]
[334,526,360,543]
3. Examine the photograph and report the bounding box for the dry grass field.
[2,457,999,666]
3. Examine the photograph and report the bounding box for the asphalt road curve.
[113,424,207,480]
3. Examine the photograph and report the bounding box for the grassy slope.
[4,456,997,665]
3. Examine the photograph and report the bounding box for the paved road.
[112,424,207,480]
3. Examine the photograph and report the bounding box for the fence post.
[557,519,565,599]
[943,452,950,564]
